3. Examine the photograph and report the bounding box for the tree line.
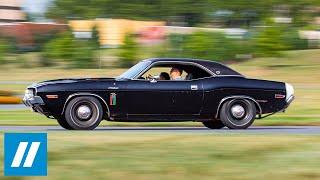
[47,0,320,27]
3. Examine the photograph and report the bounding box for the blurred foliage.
[41,31,73,66]
[91,26,100,50]
[118,34,138,68]
[33,30,60,52]
[253,25,310,57]
[16,55,32,68]
[282,28,309,50]
[157,28,310,60]
[254,26,289,57]
[47,0,320,27]
[158,32,252,61]
[47,0,208,26]
[42,31,96,68]
[0,39,11,65]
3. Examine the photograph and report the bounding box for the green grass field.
[1,132,320,179]
[0,49,319,126]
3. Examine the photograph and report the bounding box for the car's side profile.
[23,58,294,130]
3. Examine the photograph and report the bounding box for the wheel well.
[215,96,262,119]
[61,93,110,118]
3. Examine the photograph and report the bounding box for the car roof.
[145,57,214,64]
[143,58,242,76]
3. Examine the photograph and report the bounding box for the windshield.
[117,60,152,79]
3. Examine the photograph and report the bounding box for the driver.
[159,72,170,80]
[170,67,183,80]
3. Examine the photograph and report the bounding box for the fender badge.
[110,93,117,105]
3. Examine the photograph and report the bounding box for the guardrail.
[0,96,22,104]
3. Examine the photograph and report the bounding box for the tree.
[42,31,96,68]
[254,25,289,57]
[46,0,209,26]
[159,31,252,61]
[90,25,100,49]
[46,0,320,27]
[0,39,10,65]
[118,34,138,68]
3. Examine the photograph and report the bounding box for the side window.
[137,63,212,81]
[139,66,187,81]
[140,67,171,80]
[184,65,212,80]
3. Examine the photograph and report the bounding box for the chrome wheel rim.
[76,105,92,120]
[230,104,245,119]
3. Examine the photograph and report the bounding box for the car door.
[125,79,204,119]
[171,80,204,115]
[125,79,175,117]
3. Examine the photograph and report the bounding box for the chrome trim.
[23,96,45,106]
[61,93,110,118]
[132,61,216,80]
[191,85,198,90]
[150,79,157,83]
[215,95,262,119]
[285,95,294,106]
[132,75,214,82]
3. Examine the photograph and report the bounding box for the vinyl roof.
[144,58,243,76]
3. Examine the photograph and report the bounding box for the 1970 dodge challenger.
[23,58,294,130]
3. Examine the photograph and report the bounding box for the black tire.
[56,116,73,130]
[64,96,103,130]
[220,99,256,129]
[202,120,225,129]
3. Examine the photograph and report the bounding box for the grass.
[1,133,320,179]
[0,49,320,126]
[1,109,320,126]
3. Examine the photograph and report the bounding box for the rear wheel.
[202,120,225,129]
[220,99,256,129]
[64,96,103,130]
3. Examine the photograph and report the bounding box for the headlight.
[285,83,294,101]
[24,89,34,99]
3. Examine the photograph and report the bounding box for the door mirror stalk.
[150,79,157,83]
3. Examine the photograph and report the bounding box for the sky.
[21,0,52,14]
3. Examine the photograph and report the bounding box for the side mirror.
[150,78,157,83]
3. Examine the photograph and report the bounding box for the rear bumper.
[285,95,294,109]
[258,95,294,119]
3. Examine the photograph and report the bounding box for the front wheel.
[55,116,72,130]
[220,99,256,129]
[64,96,104,130]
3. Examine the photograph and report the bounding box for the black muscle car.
[23,58,294,130]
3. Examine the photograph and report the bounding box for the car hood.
[28,78,116,89]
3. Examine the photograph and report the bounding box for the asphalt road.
[0,126,320,134]
[0,104,27,110]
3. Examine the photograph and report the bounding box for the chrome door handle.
[191,85,198,90]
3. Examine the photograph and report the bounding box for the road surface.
[0,126,320,134]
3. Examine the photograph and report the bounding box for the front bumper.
[23,95,46,114]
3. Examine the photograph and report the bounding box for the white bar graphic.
[11,142,28,167]
[23,142,41,167]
